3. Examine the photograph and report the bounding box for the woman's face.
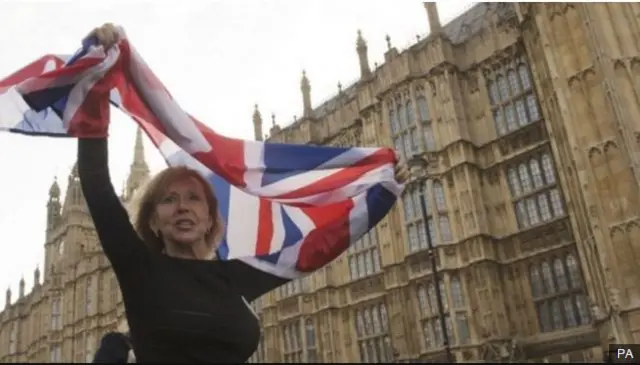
[151,175,213,248]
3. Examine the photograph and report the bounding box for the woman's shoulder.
[218,259,289,301]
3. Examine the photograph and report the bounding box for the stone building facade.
[248,2,640,363]
[1,2,640,363]
[0,129,148,363]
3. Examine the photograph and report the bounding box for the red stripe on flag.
[119,41,247,187]
[276,148,394,200]
[295,199,354,273]
[192,119,247,188]
[16,57,104,94]
[68,56,125,138]
[111,42,172,147]
[0,55,65,89]
[255,199,273,256]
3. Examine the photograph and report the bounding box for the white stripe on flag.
[226,188,261,258]
[0,87,67,135]
[0,87,31,130]
[282,205,316,238]
[127,48,212,156]
[63,47,122,128]
[43,59,58,73]
[242,140,265,191]
[250,147,380,198]
[258,162,398,206]
[348,194,369,244]
[272,205,315,267]
[160,139,212,178]
[268,202,284,255]
[237,204,323,280]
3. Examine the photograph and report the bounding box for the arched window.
[529,158,544,188]
[530,265,543,297]
[417,285,428,313]
[487,81,499,105]
[486,59,540,136]
[305,319,315,347]
[518,64,532,90]
[356,310,365,336]
[518,164,532,192]
[433,182,447,212]
[85,276,93,316]
[397,104,406,128]
[530,256,591,333]
[389,109,398,134]
[405,101,414,125]
[497,75,509,101]
[507,69,520,95]
[417,96,430,121]
[450,276,464,308]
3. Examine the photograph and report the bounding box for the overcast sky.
[0,0,473,307]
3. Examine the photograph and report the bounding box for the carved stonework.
[547,3,575,21]
[467,69,479,93]
[324,123,363,148]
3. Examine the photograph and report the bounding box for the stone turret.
[424,2,442,34]
[18,277,24,298]
[124,127,150,200]
[356,30,371,78]
[46,177,61,234]
[33,266,40,287]
[270,113,281,136]
[301,70,312,118]
[253,104,263,142]
[62,162,86,214]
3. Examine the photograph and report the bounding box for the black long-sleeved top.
[78,138,287,363]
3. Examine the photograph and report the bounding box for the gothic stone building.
[0,129,149,363]
[2,2,640,363]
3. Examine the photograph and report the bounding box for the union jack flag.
[0,31,403,279]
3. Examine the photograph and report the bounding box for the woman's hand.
[87,23,121,50]
[394,154,410,184]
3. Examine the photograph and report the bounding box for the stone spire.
[356,30,371,78]
[49,177,60,198]
[71,162,78,178]
[125,127,150,200]
[384,34,398,62]
[19,277,25,298]
[63,161,86,214]
[253,104,263,141]
[270,113,281,136]
[5,287,10,308]
[424,2,442,34]
[47,177,62,233]
[301,70,312,118]
[34,266,40,287]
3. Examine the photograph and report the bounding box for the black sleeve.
[225,260,288,302]
[78,138,148,271]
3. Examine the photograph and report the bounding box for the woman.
[82,24,410,363]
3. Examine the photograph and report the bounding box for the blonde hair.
[131,166,225,253]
